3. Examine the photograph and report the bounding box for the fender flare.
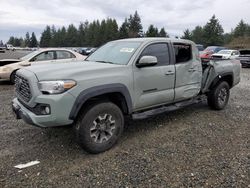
[69,83,133,120]
[210,72,234,89]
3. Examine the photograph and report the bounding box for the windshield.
[217,50,231,54]
[204,46,217,52]
[86,41,142,65]
[20,50,40,61]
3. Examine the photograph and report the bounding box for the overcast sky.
[0,0,250,42]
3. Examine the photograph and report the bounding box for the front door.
[133,43,175,110]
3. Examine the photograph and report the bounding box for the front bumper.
[240,60,250,67]
[0,72,10,80]
[12,93,75,127]
[12,100,35,126]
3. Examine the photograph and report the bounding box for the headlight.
[38,80,76,94]
[2,66,11,72]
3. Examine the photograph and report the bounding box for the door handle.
[188,68,196,72]
[165,71,174,75]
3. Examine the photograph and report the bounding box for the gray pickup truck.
[12,38,241,153]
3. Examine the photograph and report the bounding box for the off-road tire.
[75,102,124,154]
[207,81,230,110]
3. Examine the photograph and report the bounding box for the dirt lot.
[0,54,249,187]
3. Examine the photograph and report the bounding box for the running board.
[132,96,206,120]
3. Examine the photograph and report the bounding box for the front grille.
[15,74,32,102]
[212,55,222,59]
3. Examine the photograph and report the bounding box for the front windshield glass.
[20,50,40,61]
[217,50,231,54]
[86,41,142,65]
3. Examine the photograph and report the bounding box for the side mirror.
[19,62,31,66]
[137,56,158,68]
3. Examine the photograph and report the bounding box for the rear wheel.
[207,81,230,110]
[75,102,124,154]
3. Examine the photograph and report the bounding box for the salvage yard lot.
[0,55,249,187]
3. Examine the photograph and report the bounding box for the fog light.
[45,107,50,114]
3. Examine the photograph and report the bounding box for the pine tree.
[203,15,224,46]
[25,32,30,47]
[30,32,38,47]
[65,24,78,47]
[119,18,129,39]
[128,11,143,38]
[182,29,192,40]
[159,28,168,37]
[146,25,159,37]
[234,19,249,37]
[78,21,88,46]
[7,36,15,45]
[40,26,52,47]
[192,26,204,44]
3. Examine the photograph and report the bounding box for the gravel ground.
[0,53,249,187]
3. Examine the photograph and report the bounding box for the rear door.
[173,43,202,102]
[55,50,77,63]
[133,43,175,110]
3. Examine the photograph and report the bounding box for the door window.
[140,43,170,66]
[56,51,76,59]
[174,43,192,63]
[33,51,55,61]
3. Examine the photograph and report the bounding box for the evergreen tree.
[119,18,129,39]
[159,28,168,37]
[40,26,52,47]
[182,29,192,40]
[78,21,88,46]
[25,32,30,47]
[234,19,249,37]
[128,11,143,37]
[14,37,21,46]
[50,25,57,47]
[8,36,15,45]
[60,26,67,47]
[146,25,159,37]
[191,26,204,44]
[65,24,78,47]
[30,32,38,47]
[203,15,224,46]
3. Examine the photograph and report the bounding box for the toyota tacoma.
[12,38,241,153]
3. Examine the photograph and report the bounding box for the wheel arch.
[69,83,133,120]
[209,72,234,90]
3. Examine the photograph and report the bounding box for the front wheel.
[10,70,17,84]
[207,81,230,110]
[75,102,124,154]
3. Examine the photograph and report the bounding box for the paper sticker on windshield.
[120,48,134,53]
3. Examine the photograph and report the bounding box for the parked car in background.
[0,48,86,83]
[200,46,227,62]
[6,44,15,51]
[237,49,250,67]
[196,44,204,52]
[211,50,240,60]
[80,47,97,56]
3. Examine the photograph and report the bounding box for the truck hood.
[23,61,126,81]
